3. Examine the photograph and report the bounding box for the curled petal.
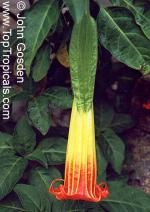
[49,178,64,197]
[49,179,109,202]
[99,182,109,199]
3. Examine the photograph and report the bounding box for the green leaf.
[36,137,67,165]
[26,149,48,168]
[10,29,18,51]
[28,96,51,135]
[64,0,88,23]
[0,88,22,105]
[32,44,52,82]
[0,195,25,212]
[14,184,51,212]
[85,202,105,212]
[24,0,59,76]
[29,167,61,201]
[13,116,36,155]
[95,103,114,136]
[99,129,125,174]
[95,102,134,136]
[52,200,85,212]
[101,181,150,212]
[0,156,27,200]
[97,7,150,73]
[44,86,73,109]
[69,14,98,111]
[98,103,114,128]
[13,90,31,102]
[0,133,15,155]
[111,114,134,133]
[96,144,108,181]
[110,0,150,39]
[52,200,104,212]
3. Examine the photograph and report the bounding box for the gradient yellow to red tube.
[49,100,109,202]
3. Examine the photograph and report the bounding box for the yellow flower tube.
[49,100,109,202]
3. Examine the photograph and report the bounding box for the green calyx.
[69,14,98,112]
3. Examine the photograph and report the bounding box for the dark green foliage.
[0,0,150,211]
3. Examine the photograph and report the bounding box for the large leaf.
[28,96,51,135]
[110,0,150,39]
[101,181,150,211]
[0,133,15,155]
[0,87,22,105]
[97,103,114,128]
[69,14,98,111]
[111,113,134,133]
[0,156,27,200]
[99,128,125,174]
[14,184,51,212]
[95,103,114,136]
[29,167,61,201]
[44,86,73,109]
[95,102,133,136]
[52,201,84,212]
[32,44,52,82]
[64,0,88,23]
[97,7,150,73]
[0,195,25,212]
[52,200,104,212]
[26,149,48,168]
[36,137,67,165]
[96,144,108,181]
[24,0,59,75]
[13,116,36,155]
[13,90,31,102]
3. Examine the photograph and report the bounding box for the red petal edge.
[49,179,109,202]
[99,182,109,199]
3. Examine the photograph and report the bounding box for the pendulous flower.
[49,5,109,202]
[49,100,109,202]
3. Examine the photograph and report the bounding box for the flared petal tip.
[99,182,109,199]
[49,179,109,202]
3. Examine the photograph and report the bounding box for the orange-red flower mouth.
[49,101,109,202]
[49,178,109,202]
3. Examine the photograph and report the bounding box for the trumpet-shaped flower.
[49,100,109,202]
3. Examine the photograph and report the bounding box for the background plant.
[0,0,150,211]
